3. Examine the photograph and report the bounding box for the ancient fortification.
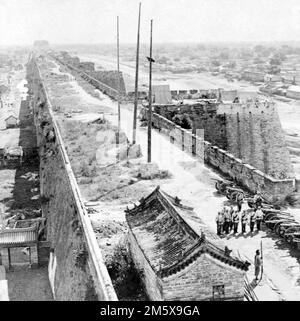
[27,56,117,301]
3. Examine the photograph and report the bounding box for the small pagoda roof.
[0,224,38,248]
[125,186,250,278]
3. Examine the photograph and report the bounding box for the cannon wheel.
[275,222,284,235]
[264,213,277,222]
[265,217,278,229]
[278,226,286,238]
[225,190,232,200]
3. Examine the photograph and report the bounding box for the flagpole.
[259,240,263,283]
[117,16,121,148]
[147,19,153,163]
[132,2,141,145]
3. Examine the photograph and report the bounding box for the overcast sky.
[1,0,300,46]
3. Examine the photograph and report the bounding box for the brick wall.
[153,101,294,180]
[128,231,163,301]
[140,107,295,202]
[128,228,245,301]
[163,254,245,301]
[219,103,294,179]
[27,57,117,301]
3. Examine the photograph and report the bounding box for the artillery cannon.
[213,179,245,203]
[214,179,235,194]
[278,224,300,239]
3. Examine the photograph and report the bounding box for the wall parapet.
[140,106,295,202]
[28,56,117,301]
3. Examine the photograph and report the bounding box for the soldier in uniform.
[229,206,234,232]
[256,206,264,231]
[253,191,263,209]
[254,249,262,281]
[249,210,257,233]
[224,208,232,234]
[241,210,248,234]
[232,210,240,234]
[215,211,224,236]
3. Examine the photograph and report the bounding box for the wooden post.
[28,246,32,266]
[7,248,11,270]
[116,15,121,160]
[132,2,141,145]
[147,20,153,163]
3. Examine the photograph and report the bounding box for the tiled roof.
[0,224,38,247]
[126,186,249,278]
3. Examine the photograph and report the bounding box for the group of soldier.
[215,192,264,236]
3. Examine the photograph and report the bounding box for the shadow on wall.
[1,84,40,218]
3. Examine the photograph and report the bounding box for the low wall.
[27,56,117,301]
[54,56,120,100]
[140,107,295,203]
[128,231,163,301]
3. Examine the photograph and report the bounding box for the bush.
[172,113,192,129]
[105,241,148,301]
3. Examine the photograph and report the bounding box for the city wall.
[140,107,295,203]
[153,101,294,180]
[27,57,117,301]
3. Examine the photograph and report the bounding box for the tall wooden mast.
[132,2,141,145]
[117,15,121,143]
[147,19,154,163]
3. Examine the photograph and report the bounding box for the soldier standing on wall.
[216,211,224,236]
[236,193,244,212]
[224,208,232,234]
[254,249,262,282]
[249,210,257,234]
[254,191,263,209]
[256,206,264,231]
[232,210,240,234]
[241,210,248,234]
[229,205,234,232]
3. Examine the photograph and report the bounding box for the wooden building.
[126,186,250,301]
[4,115,18,129]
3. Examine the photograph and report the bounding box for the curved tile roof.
[126,186,250,278]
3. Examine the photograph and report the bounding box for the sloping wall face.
[27,57,117,301]
[91,70,126,95]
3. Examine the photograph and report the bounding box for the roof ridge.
[159,239,250,278]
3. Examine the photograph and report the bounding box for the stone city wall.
[140,106,295,203]
[27,56,117,301]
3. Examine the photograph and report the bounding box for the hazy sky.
[1,0,300,45]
